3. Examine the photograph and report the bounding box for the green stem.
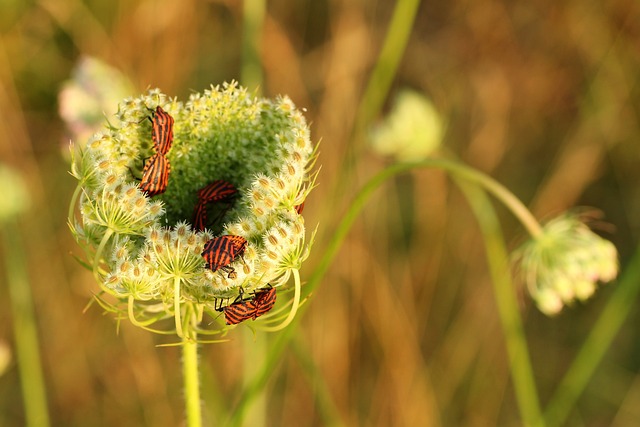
[93,227,114,282]
[174,276,184,338]
[543,247,640,427]
[67,184,82,227]
[456,180,544,427]
[241,0,265,93]
[182,334,202,427]
[354,0,422,137]
[2,221,51,427]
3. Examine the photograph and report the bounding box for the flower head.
[370,89,443,161]
[515,212,618,316]
[69,83,317,340]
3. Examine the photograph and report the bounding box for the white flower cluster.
[516,213,618,316]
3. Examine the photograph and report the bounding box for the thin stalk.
[544,247,640,427]
[353,0,422,138]
[241,0,265,93]
[242,332,267,427]
[93,227,114,282]
[2,221,51,427]
[182,335,202,427]
[174,276,184,338]
[456,180,544,427]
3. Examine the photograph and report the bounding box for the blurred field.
[1,0,640,426]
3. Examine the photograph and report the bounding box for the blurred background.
[1,0,639,426]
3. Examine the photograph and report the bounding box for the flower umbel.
[69,83,317,340]
[515,212,618,316]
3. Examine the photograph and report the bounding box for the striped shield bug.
[218,285,277,325]
[201,235,247,278]
[221,297,254,325]
[139,153,170,197]
[150,106,174,156]
[197,180,237,203]
[252,286,277,317]
[193,180,238,232]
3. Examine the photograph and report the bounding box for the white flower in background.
[371,89,443,161]
[515,212,618,316]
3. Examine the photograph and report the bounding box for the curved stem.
[308,158,541,301]
[68,184,82,227]
[93,227,114,282]
[256,269,301,332]
[438,159,543,237]
[456,179,544,427]
[232,158,540,424]
[182,335,202,427]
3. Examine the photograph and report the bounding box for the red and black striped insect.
[221,298,253,325]
[149,106,174,156]
[139,153,170,196]
[193,180,238,231]
[252,286,277,317]
[219,286,277,325]
[201,235,247,278]
[294,201,305,214]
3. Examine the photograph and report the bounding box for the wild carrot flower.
[515,212,618,316]
[69,83,317,340]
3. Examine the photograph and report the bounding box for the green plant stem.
[182,335,202,427]
[242,331,267,427]
[241,0,265,93]
[2,221,50,427]
[231,158,542,424]
[354,0,422,138]
[543,246,640,427]
[456,180,544,427]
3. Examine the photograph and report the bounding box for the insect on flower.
[219,286,277,325]
[193,180,238,231]
[149,106,174,156]
[201,235,247,278]
[252,285,277,317]
[139,153,170,197]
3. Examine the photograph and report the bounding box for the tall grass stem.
[354,0,422,138]
[456,180,544,427]
[2,222,51,427]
